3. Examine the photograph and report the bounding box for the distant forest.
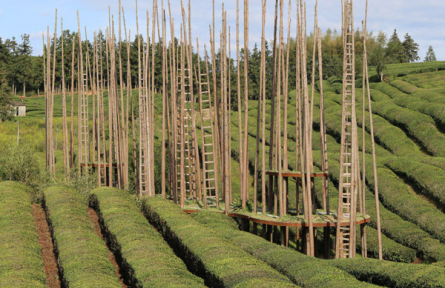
[0,28,422,103]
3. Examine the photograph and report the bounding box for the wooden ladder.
[336,0,358,259]
[80,72,89,173]
[139,78,150,195]
[176,68,197,202]
[97,72,107,187]
[198,51,219,208]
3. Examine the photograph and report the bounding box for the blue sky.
[0,0,444,61]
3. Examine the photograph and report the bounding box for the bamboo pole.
[277,0,283,219]
[61,18,69,176]
[118,0,126,188]
[161,0,167,198]
[70,32,75,170]
[151,2,157,195]
[136,0,142,195]
[363,0,382,260]
[261,0,267,215]
[50,11,57,176]
[228,26,232,204]
[242,0,249,207]
[236,0,244,205]
[268,0,279,212]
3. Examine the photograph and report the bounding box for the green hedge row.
[371,100,445,156]
[402,70,445,90]
[330,258,445,288]
[384,157,445,212]
[89,187,206,287]
[0,181,46,288]
[141,197,298,288]
[191,211,377,288]
[43,185,122,287]
[389,79,421,94]
[393,95,445,129]
[356,156,445,262]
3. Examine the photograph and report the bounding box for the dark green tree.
[402,33,419,63]
[424,46,437,62]
[370,31,388,81]
[386,29,405,63]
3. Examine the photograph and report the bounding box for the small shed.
[13,101,26,117]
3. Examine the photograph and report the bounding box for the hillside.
[1,61,445,264]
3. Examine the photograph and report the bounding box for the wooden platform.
[182,201,370,228]
[265,170,328,178]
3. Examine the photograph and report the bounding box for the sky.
[0,0,444,61]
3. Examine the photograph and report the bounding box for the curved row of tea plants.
[326,155,445,262]
[371,100,445,156]
[330,258,445,288]
[191,210,378,288]
[141,197,299,288]
[89,187,207,288]
[43,185,122,288]
[0,181,46,288]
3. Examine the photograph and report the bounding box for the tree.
[386,29,405,63]
[0,70,13,121]
[402,33,420,63]
[424,46,437,62]
[370,31,388,81]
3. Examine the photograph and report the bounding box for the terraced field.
[2,62,445,287]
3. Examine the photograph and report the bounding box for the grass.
[0,181,46,288]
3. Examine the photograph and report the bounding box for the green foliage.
[424,46,437,62]
[0,142,44,189]
[43,185,122,287]
[89,187,206,287]
[191,211,377,288]
[330,258,445,288]
[142,197,298,288]
[0,181,46,288]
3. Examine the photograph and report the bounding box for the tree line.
[0,28,433,115]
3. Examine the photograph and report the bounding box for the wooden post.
[363,0,382,260]
[242,0,250,207]
[261,0,267,215]
[61,18,69,176]
[268,0,279,213]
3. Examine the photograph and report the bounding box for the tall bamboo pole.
[70,33,75,170]
[242,0,249,207]
[261,0,267,215]
[268,0,279,212]
[50,11,57,176]
[161,0,167,198]
[236,0,244,205]
[363,0,382,260]
[61,18,69,176]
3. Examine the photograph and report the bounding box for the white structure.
[13,101,26,117]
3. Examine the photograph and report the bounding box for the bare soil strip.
[87,207,127,288]
[32,204,61,288]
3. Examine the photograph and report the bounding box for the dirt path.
[32,204,61,288]
[87,208,127,288]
